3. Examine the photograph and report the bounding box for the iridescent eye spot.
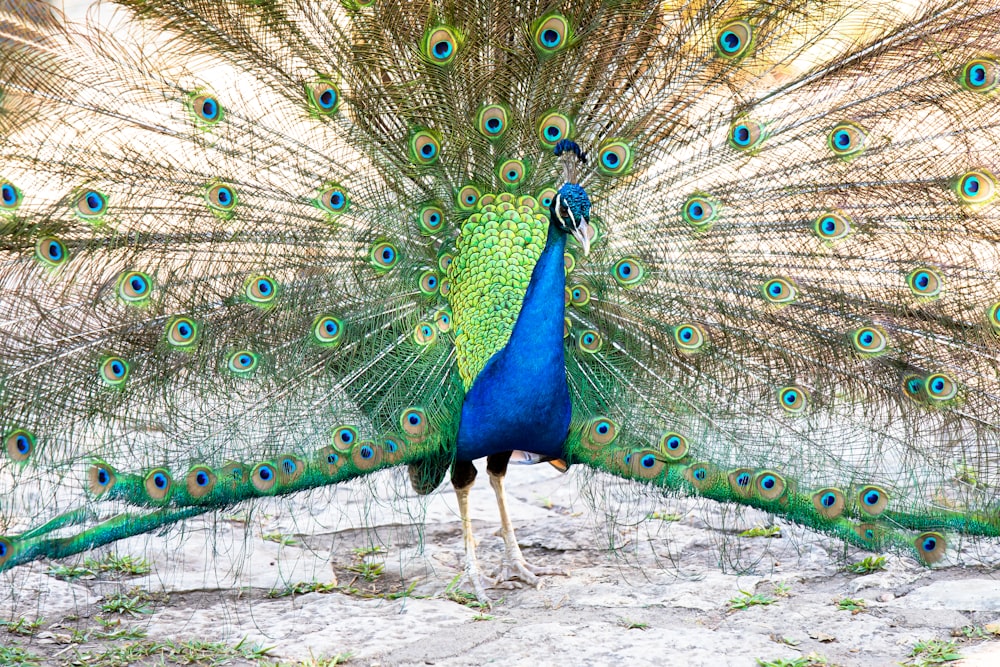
[658,431,688,460]
[318,185,349,214]
[204,183,238,214]
[916,532,946,564]
[906,267,942,298]
[414,321,437,345]
[0,181,21,210]
[401,407,429,441]
[88,465,115,494]
[762,277,797,304]
[477,104,509,139]
[682,194,718,228]
[144,468,172,501]
[577,329,602,354]
[35,237,68,268]
[778,386,807,414]
[425,26,459,64]
[75,189,107,219]
[186,466,217,499]
[858,485,888,516]
[498,159,526,186]
[754,471,786,500]
[954,169,997,205]
[418,204,445,234]
[925,373,958,401]
[191,94,222,124]
[827,122,866,158]
[166,317,198,348]
[736,472,750,487]
[531,187,555,211]
[532,14,570,54]
[613,256,646,288]
[370,241,399,271]
[812,487,845,519]
[673,322,707,352]
[684,462,718,489]
[851,326,888,355]
[228,350,259,375]
[596,140,632,176]
[333,425,358,450]
[280,457,298,476]
[100,356,130,386]
[313,315,344,345]
[177,322,193,339]
[728,118,765,150]
[410,130,441,165]
[960,58,998,93]
[252,463,278,492]
[715,19,752,59]
[418,270,440,296]
[814,211,851,241]
[456,185,482,211]
[586,417,618,446]
[86,462,118,496]
[245,275,277,304]
[569,284,590,307]
[434,308,452,333]
[117,271,152,304]
[5,429,36,463]
[307,79,340,114]
[537,112,573,147]
[902,374,925,402]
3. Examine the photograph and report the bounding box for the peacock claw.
[492,556,565,589]
[460,565,495,605]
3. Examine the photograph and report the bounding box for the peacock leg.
[452,460,493,604]
[487,452,565,588]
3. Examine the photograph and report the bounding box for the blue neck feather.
[455,221,573,461]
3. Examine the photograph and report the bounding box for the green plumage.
[1,0,1000,576]
[450,194,549,387]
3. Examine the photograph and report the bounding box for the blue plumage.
[456,220,572,462]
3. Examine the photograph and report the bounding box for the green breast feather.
[447,193,549,389]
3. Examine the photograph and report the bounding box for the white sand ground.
[3,465,1000,666]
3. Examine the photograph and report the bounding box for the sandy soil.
[3,465,1000,666]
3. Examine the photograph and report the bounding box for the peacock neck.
[503,220,568,361]
[454,220,572,461]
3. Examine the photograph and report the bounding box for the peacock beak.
[571,222,591,256]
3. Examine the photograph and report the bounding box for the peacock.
[2,0,1000,604]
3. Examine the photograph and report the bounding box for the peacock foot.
[460,557,496,605]
[491,555,565,590]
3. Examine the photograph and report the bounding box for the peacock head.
[550,139,592,255]
[551,183,592,256]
